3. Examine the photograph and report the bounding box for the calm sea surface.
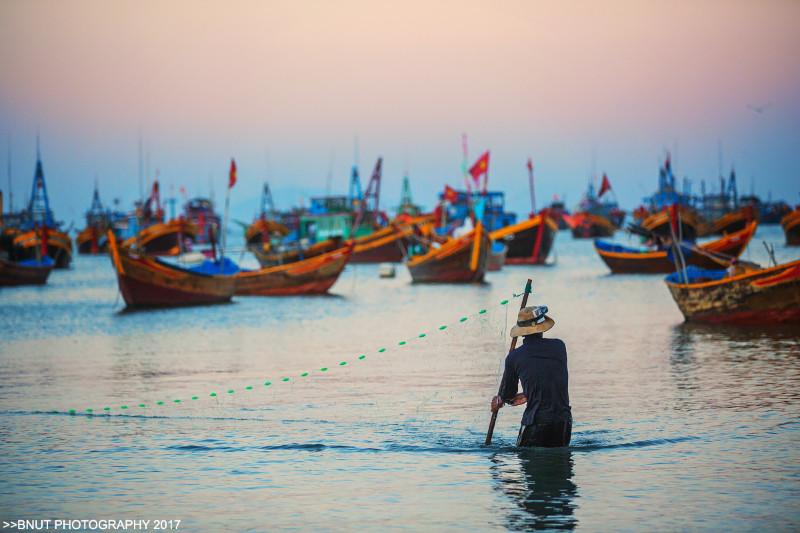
[1,225,798,531]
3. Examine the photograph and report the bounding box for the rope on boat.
[65,293,524,417]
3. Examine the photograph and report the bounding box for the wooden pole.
[485,278,532,446]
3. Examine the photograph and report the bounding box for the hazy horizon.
[2,0,799,226]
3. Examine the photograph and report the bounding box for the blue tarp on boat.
[665,266,727,284]
[594,240,645,254]
[18,257,54,267]
[187,257,240,276]
[156,256,240,277]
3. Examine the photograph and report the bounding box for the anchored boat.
[0,256,54,286]
[108,231,235,308]
[234,241,352,296]
[122,218,198,256]
[407,222,489,283]
[490,214,557,265]
[664,259,800,324]
[594,221,756,274]
[351,223,413,263]
[781,208,800,246]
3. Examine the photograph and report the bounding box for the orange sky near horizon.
[1,0,799,218]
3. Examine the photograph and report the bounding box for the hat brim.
[510,316,555,337]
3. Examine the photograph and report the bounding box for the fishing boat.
[637,205,703,242]
[487,241,507,272]
[406,222,489,283]
[10,148,73,268]
[566,174,624,238]
[351,223,413,263]
[664,259,800,324]
[0,256,54,286]
[594,220,757,274]
[245,216,290,250]
[183,197,221,245]
[567,212,617,239]
[122,218,198,256]
[252,237,343,268]
[489,214,558,265]
[234,241,352,296]
[108,230,235,308]
[540,196,570,230]
[781,208,800,246]
[13,227,73,268]
[703,205,755,236]
[740,194,792,224]
[76,184,118,254]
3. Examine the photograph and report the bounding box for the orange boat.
[252,238,343,268]
[108,231,234,308]
[13,228,73,268]
[665,259,800,324]
[639,206,703,241]
[122,218,198,256]
[490,214,558,265]
[594,221,757,274]
[407,222,489,283]
[351,224,413,263]
[702,206,755,237]
[235,242,352,296]
[76,226,113,254]
[245,216,290,249]
[781,208,800,246]
[566,212,616,238]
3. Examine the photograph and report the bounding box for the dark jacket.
[500,335,571,426]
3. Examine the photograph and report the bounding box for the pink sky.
[1,0,799,220]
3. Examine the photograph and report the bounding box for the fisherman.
[490,306,572,447]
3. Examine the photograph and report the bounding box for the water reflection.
[669,322,800,413]
[491,449,578,530]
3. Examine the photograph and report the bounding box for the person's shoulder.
[545,337,567,354]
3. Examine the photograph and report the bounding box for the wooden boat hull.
[490,215,557,265]
[595,221,756,274]
[13,229,73,268]
[253,238,342,268]
[109,232,234,308]
[76,227,110,254]
[407,224,489,283]
[665,259,800,324]
[234,243,352,296]
[640,206,702,241]
[0,258,54,286]
[245,218,290,246]
[703,206,755,236]
[781,209,800,246]
[122,219,198,256]
[569,213,616,239]
[351,225,412,263]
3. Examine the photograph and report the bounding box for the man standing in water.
[490,306,572,447]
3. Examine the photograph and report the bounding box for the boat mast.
[137,133,144,200]
[527,158,536,214]
[29,136,53,227]
[348,137,362,209]
[6,139,12,214]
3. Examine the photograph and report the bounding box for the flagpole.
[528,159,536,215]
[222,182,230,259]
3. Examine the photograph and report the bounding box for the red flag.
[443,185,458,203]
[598,173,612,197]
[526,158,533,173]
[228,159,237,189]
[468,151,490,186]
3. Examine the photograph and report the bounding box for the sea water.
[1,225,798,531]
